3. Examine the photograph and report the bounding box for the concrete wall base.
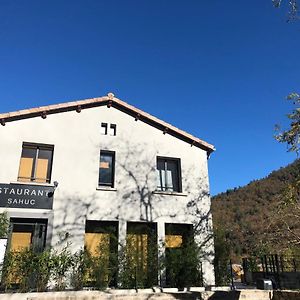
[0,289,299,300]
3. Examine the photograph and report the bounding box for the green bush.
[70,249,88,290]
[165,241,201,288]
[0,212,9,239]
[34,250,52,292]
[1,248,53,292]
[50,246,74,291]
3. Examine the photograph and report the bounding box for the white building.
[0,93,215,287]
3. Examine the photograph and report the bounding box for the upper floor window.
[101,123,108,135]
[109,124,116,136]
[99,150,115,188]
[101,123,116,136]
[18,143,54,184]
[156,157,181,192]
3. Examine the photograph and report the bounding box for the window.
[84,221,118,286]
[99,150,115,187]
[7,218,47,285]
[109,124,116,136]
[156,157,181,192]
[165,224,197,287]
[126,222,158,287]
[18,143,54,183]
[101,123,108,135]
[9,218,48,253]
[101,123,116,136]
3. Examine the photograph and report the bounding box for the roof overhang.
[0,93,215,155]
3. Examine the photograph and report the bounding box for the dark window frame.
[110,124,116,136]
[99,150,116,188]
[156,156,182,193]
[101,123,108,135]
[7,218,48,253]
[18,142,54,184]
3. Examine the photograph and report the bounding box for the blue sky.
[0,1,299,195]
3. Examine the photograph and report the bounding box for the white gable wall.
[0,105,215,285]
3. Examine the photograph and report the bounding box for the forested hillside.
[212,159,300,259]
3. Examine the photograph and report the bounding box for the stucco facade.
[0,94,215,286]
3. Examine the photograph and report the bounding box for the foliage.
[272,93,300,253]
[85,245,118,290]
[164,240,201,288]
[273,0,299,21]
[51,245,74,291]
[118,243,155,289]
[266,176,300,250]
[1,230,205,292]
[0,212,9,239]
[275,93,300,154]
[70,250,88,290]
[214,227,231,286]
[1,248,52,292]
[34,250,52,292]
[212,159,300,259]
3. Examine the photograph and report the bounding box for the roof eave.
[0,95,215,154]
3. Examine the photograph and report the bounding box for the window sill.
[96,187,117,192]
[11,181,55,187]
[152,191,187,197]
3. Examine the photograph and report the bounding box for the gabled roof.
[0,93,215,154]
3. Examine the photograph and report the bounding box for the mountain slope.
[211,159,300,258]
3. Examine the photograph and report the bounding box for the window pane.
[165,235,183,248]
[18,158,34,181]
[18,147,36,181]
[11,231,32,252]
[126,233,148,272]
[157,159,165,191]
[35,159,48,183]
[84,232,110,257]
[156,169,165,191]
[157,159,164,171]
[166,160,179,192]
[165,170,173,191]
[99,151,114,187]
[36,149,52,183]
[156,158,181,192]
[21,147,36,159]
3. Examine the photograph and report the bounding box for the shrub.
[50,246,74,291]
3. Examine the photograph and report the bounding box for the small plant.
[1,248,36,292]
[1,251,17,291]
[165,241,200,288]
[0,212,9,239]
[51,246,74,291]
[119,234,158,289]
[70,249,90,290]
[34,250,52,292]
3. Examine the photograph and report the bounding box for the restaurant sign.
[0,183,54,209]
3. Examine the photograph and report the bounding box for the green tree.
[213,227,231,286]
[275,93,300,154]
[272,93,300,252]
[273,0,298,21]
[266,177,300,252]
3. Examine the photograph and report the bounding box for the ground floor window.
[8,218,47,253]
[84,220,118,288]
[165,223,201,288]
[123,222,158,288]
[2,218,48,289]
